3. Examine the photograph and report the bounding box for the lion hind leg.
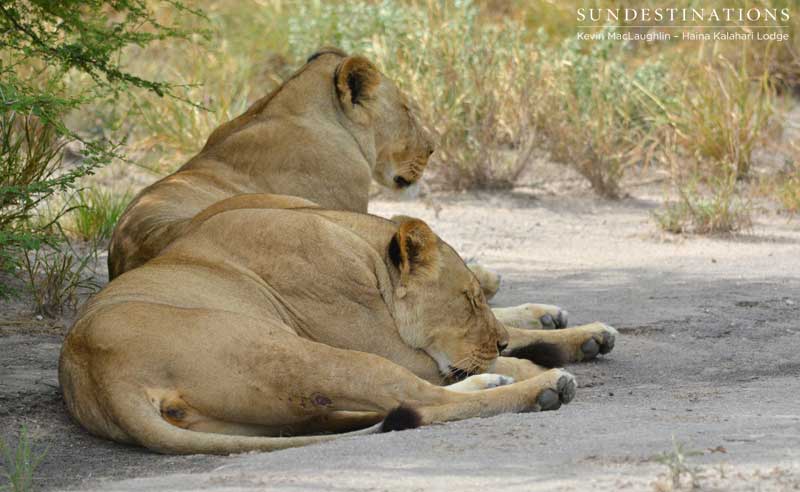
[100,332,578,453]
[104,382,384,455]
[153,392,383,437]
[155,391,279,437]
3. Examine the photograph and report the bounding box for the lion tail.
[107,385,384,455]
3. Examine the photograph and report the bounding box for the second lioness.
[109,48,434,279]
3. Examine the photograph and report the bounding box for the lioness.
[61,195,617,455]
[108,48,434,279]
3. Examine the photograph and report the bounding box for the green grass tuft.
[65,189,132,243]
[0,426,48,492]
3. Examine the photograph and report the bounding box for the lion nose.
[497,341,508,353]
[394,175,411,188]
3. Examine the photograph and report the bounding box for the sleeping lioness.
[60,195,616,455]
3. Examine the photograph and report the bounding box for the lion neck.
[188,59,380,214]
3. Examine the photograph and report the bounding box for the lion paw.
[577,324,618,361]
[493,303,568,330]
[539,309,568,330]
[446,373,515,392]
[532,370,577,412]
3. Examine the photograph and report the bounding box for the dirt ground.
[2,184,800,491]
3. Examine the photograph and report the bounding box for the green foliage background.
[0,1,203,297]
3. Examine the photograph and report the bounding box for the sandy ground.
[2,185,799,491]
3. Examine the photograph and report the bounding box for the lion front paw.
[577,323,618,361]
[446,373,515,392]
[529,369,577,412]
[493,303,568,330]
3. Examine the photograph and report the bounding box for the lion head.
[386,217,509,382]
[309,48,436,191]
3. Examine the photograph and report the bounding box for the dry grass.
[51,0,800,231]
[64,188,133,243]
[778,143,800,213]
[654,174,753,235]
[665,54,776,180]
[530,29,668,198]
[649,51,777,233]
[83,1,291,174]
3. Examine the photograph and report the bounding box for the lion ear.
[335,56,381,114]
[388,218,439,285]
[389,214,417,224]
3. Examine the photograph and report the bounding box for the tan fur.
[394,219,439,284]
[61,196,582,455]
[493,303,566,329]
[467,264,501,300]
[108,50,435,279]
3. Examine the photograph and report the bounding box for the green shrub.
[0,1,203,303]
[21,240,99,317]
[0,112,80,299]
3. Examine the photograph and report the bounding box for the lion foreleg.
[491,357,551,381]
[492,303,569,330]
[503,323,618,363]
